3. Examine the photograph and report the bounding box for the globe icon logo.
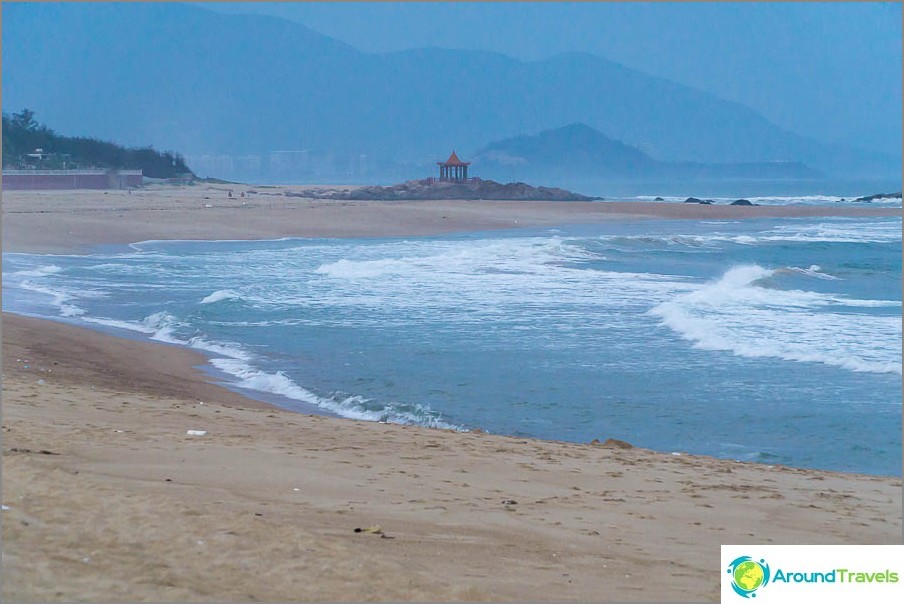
[726,556,771,598]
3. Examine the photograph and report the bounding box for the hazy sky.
[196,1,902,157]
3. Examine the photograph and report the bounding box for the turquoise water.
[4,215,901,475]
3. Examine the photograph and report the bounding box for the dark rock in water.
[730,199,754,206]
[684,197,713,204]
[654,196,665,201]
[854,191,902,202]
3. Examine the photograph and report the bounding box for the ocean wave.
[210,358,461,430]
[78,311,183,340]
[200,289,242,304]
[129,236,297,251]
[74,303,453,429]
[595,219,901,249]
[16,279,85,317]
[141,311,183,344]
[80,311,252,362]
[314,237,600,281]
[10,264,63,277]
[186,337,251,361]
[760,220,902,244]
[80,315,159,334]
[650,264,902,375]
[779,265,840,281]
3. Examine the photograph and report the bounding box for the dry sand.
[2,184,899,253]
[2,186,902,601]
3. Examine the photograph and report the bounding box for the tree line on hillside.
[2,109,193,179]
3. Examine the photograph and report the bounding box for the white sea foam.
[308,237,688,324]
[651,265,902,374]
[185,337,251,361]
[200,289,242,304]
[759,220,902,244]
[10,265,63,277]
[210,358,460,429]
[16,280,85,317]
[4,224,901,477]
[781,265,840,281]
[139,311,181,343]
[315,237,597,280]
[595,219,901,249]
[80,315,158,334]
[129,236,296,251]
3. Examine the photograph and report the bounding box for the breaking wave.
[651,265,902,374]
[200,289,242,304]
[210,358,461,430]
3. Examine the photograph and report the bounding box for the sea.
[3,196,902,476]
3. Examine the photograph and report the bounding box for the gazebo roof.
[437,151,471,166]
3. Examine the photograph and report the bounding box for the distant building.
[269,150,311,178]
[233,155,262,178]
[2,169,143,190]
[437,151,471,182]
[26,148,46,161]
[186,154,235,178]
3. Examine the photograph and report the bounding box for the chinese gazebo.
[437,151,471,182]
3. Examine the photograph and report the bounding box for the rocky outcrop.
[684,197,714,204]
[284,178,595,201]
[854,192,902,202]
[730,199,754,206]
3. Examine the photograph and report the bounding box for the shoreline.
[4,310,899,479]
[1,312,274,411]
[2,187,902,600]
[2,310,337,419]
[2,185,900,254]
[3,311,901,601]
[3,187,901,475]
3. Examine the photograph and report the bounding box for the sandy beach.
[2,185,899,253]
[2,187,902,601]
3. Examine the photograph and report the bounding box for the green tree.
[2,109,194,178]
[11,108,39,131]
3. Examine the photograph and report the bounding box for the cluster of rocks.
[683,197,755,206]
[283,178,595,201]
[852,192,902,202]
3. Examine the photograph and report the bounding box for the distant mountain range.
[2,2,899,187]
[475,123,824,185]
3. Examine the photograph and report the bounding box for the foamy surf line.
[128,236,298,250]
[2,295,463,431]
[650,264,903,375]
[4,219,900,476]
[99,314,461,429]
[208,358,461,429]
